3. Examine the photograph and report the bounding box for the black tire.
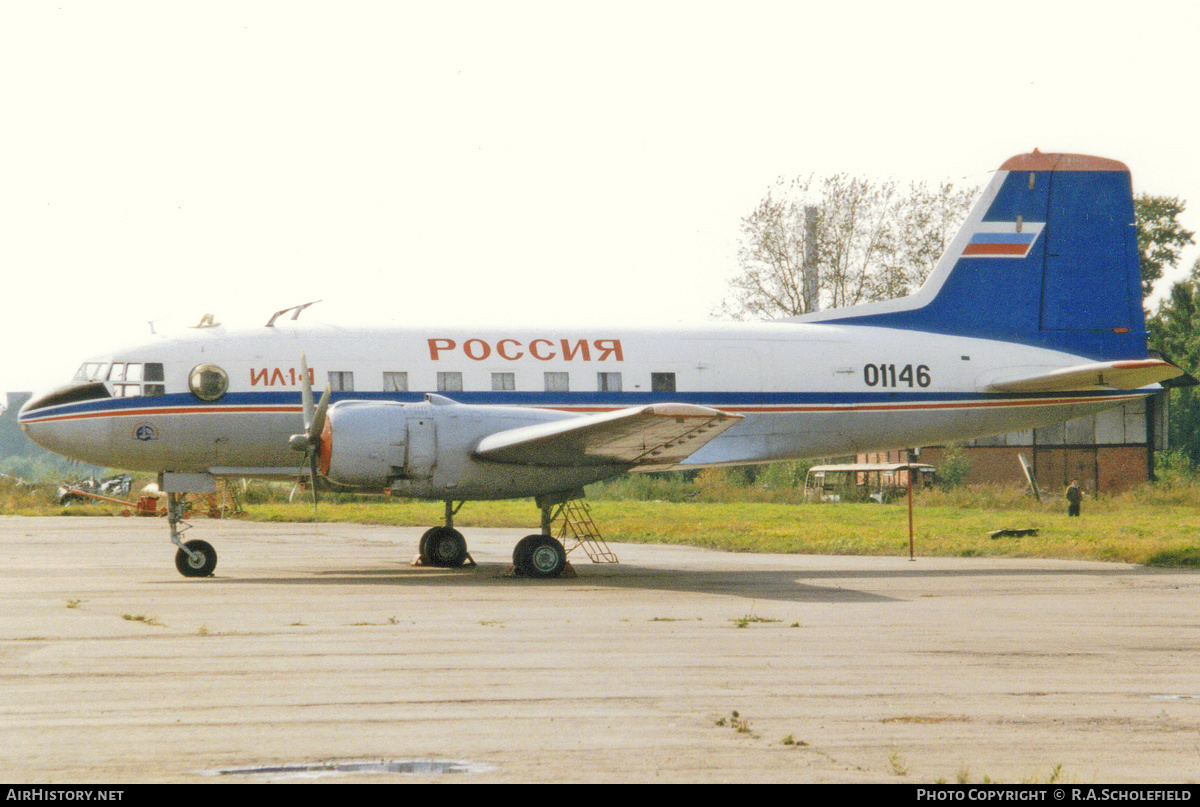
[418,527,440,562]
[175,539,217,578]
[425,527,468,568]
[519,536,567,579]
[512,534,542,569]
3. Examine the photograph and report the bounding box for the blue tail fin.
[795,151,1147,361]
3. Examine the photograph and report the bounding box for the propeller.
[288,351,331,522]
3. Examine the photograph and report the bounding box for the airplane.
[18,150,1186,579]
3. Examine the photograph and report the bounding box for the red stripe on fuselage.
[22,393,1143,427]
[550,394,1141,415]
[23,405,303,424]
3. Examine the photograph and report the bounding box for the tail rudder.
[795,151,1146,361]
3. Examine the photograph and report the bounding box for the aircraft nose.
[18,381,112,454]
[20,381,110,419]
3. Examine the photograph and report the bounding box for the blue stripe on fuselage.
[17,387,1144,424]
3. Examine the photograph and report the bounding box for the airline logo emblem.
[961,221,1045,258]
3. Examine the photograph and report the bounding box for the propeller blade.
[300,351,314,433]
[309,384,331,443]
[291,352,326,526]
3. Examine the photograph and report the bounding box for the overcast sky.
[2,0,1197,394]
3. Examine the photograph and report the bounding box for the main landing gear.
[417,502,474,568]
[416,499,569,578]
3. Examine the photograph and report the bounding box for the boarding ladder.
[552,499,619,564]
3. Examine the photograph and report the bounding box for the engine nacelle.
[320,395,622,498]
[321,401,413,488]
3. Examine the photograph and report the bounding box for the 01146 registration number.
[863,364,931,388]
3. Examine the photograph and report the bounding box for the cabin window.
[597,372,622,392]
[651,372,676,393]
[492,372,515,391]
[437,372,463,392]
[189,364,229,401]
[383,372,408,392]
[328,371,354,392]
[544,372,569,392]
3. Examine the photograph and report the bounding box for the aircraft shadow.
[199,562,1180,605]
[208,559,1189,604]
[210,562,892,603]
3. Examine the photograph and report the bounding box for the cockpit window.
[75,362,110,381]
[142,363,165,396]
[23,382,111,412]
[189,364,228,401]
[72,361,167,398]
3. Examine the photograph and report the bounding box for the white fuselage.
[19,318,1147,499]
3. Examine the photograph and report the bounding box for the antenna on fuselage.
[266,300,322,327]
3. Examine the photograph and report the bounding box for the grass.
[122,613,164,627]
[2,474,1199,566]
[731,615,781,628]
[236,491,1200,566]
[1143,547,1200,567]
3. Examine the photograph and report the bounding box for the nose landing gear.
[168,490,217,578]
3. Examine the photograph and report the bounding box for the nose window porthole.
[189,364,228,401]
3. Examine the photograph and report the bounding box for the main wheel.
[418,527,440,562]
[518,535,567,579]
[512,534,543,570]
[424,527,468,568]
[175,539,217,578]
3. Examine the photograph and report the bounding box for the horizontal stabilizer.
[986,359,1184,393]
[474,404,742,470]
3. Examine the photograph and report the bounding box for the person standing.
[1065,480,1083,517]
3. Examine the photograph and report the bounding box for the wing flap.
[986,358,1184,393]
[473,404,742,469]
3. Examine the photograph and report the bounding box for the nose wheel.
[175,539,217,577]
[167,490,218,578]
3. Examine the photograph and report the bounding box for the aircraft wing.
[986,358,1185,393]
[473,404,742,470]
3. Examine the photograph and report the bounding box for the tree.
[1147,258,1200,468]
[717,174,977,321]
[1135,194,1195,299]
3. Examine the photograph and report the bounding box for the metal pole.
[907,463,915,562]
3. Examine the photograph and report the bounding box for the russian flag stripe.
[962,242,1033,256]
[961,221,1043,258]
[969,232,1036,244]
